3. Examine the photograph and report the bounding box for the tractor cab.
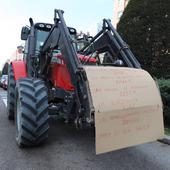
[21,19,78,76]
[76,34,93,51]
[21,22,53,53]
[21,21,77,55]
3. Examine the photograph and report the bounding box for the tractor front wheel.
[15,78,49,146]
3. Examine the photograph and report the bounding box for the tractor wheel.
[15,78,49,146]
[7,64,15,120]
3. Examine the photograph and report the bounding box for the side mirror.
[21,26,30,40]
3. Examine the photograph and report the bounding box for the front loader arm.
[41,9,94,120]
[80,19,141,68]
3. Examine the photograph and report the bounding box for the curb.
[158,135,170,145]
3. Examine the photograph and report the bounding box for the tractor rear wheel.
[7,64,15,120]
[15,78,49,146]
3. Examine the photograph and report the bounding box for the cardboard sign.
[84,66,164,154]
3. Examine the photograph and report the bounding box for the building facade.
[10,46,24,61]
[113,0,129,28]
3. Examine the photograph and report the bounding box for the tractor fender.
[11,61,27,81]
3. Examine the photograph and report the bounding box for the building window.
[118,11,123,19]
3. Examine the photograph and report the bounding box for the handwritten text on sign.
[84,66,164,154]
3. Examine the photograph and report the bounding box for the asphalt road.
[0,88,170,170]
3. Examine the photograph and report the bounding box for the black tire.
[15,78,49,146]
[7,64,16,120]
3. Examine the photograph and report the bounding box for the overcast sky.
[0,0,113,69]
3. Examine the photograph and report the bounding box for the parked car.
[0,75,8,90]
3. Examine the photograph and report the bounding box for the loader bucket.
[84,66,164,154]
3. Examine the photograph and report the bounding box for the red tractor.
[7,9,141,147]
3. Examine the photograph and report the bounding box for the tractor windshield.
[35,28,77,53]
[36,30,49,53]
